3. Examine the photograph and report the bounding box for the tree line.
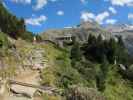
[0,2,41,41]
[70,34,129,92]
[71,34,129,65]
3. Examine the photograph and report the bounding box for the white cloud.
[34,0,47,10]
[128,13,133,19]
[108,6,117,14]
[11,0,31,4]
[81,12,95,22]
[57,10,64,16]
[11,0,58,10]
[105,19,117,24]
[50,0,57,2]
[105,0,133,6]
[2,2,8,8]
[81,11,110,24]
[80,0,87,4]
[32,14,36,17]
[25,15,47,26]
[95,11,110,24]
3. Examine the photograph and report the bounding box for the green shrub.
[65,85,105,100]
[55,50,89,88]
[0,32,10,48]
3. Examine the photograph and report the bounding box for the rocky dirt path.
[14,70,40,85]
[0,70,41,100]
[0,46,48,100]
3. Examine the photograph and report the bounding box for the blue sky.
[3,0,133,33]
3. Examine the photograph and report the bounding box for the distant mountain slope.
[106,25,133,54]
[41,22,133,55]
[41,21,112,42]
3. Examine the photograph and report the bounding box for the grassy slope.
[104,65,133,100]
[34,43,133,100]
[0,35,133,100]
[40,43,88,87]
[39,43,90,99]
[0,32,17,78]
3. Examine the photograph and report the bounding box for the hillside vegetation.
[1,2,133,100]
[1,30,133,100]
[0,2,42,42]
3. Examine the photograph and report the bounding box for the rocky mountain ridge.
[106,24,133,54]
[41,21,112,43]
[41,22,133,54]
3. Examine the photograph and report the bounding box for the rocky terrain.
[1,2,133,99]
[41,22,133,55]
[41,22,112,43]
[0,23,133,100]
[106,24,133,54]
[0,39,57,100]
[0,20,133,100]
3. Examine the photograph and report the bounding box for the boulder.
[10,84,37,98]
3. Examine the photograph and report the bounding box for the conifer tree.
[96,55,109,92]
[71,41,82,66]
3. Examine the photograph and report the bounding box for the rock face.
[119,64,126,71]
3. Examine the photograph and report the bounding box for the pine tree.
[0,2,33,40]
[87,34,96,45]
[107,38,118,63]
[101,55,109,76]
[96,55,109,92]
[71,41,82,66]
[96,70,105,92]
[117,35,124,47]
